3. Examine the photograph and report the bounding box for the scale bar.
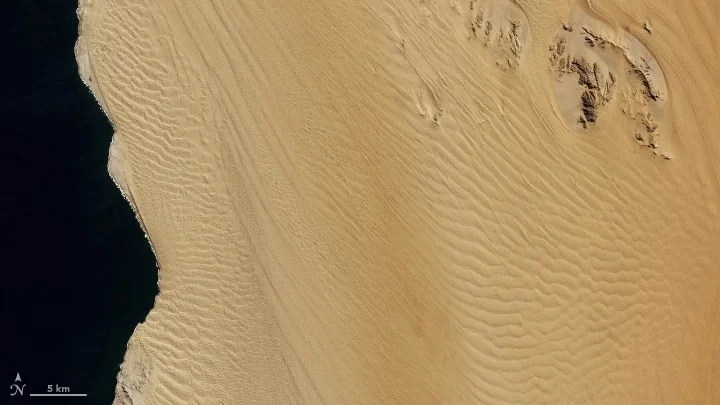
[30,394,87,397]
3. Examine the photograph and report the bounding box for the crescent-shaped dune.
[76,0,720,403]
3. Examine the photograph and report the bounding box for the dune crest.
[77,0,720,403]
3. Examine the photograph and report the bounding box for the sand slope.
[77,0,720,403]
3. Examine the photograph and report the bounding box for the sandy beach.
[77,0,720,403]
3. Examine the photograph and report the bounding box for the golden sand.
[76,0,720,403]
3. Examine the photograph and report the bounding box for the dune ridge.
[77,0,720,403]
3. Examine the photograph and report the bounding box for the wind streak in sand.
[79,0,720,403]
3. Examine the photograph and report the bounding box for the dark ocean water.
[2,1,158,404]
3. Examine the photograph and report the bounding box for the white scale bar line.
[29,394,88,397]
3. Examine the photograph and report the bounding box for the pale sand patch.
[77,0,720,403]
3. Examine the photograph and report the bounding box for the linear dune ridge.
[76,0,719,403]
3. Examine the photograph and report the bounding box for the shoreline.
[75,1,160,402]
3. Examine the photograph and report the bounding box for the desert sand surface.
[76,0,720,403]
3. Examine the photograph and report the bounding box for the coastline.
[75,1,160,402]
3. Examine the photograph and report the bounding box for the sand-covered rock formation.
[549,4,671,157]
[77,0,720,403]
[467,0,532,69]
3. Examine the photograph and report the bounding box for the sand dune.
[76,0,720,403]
